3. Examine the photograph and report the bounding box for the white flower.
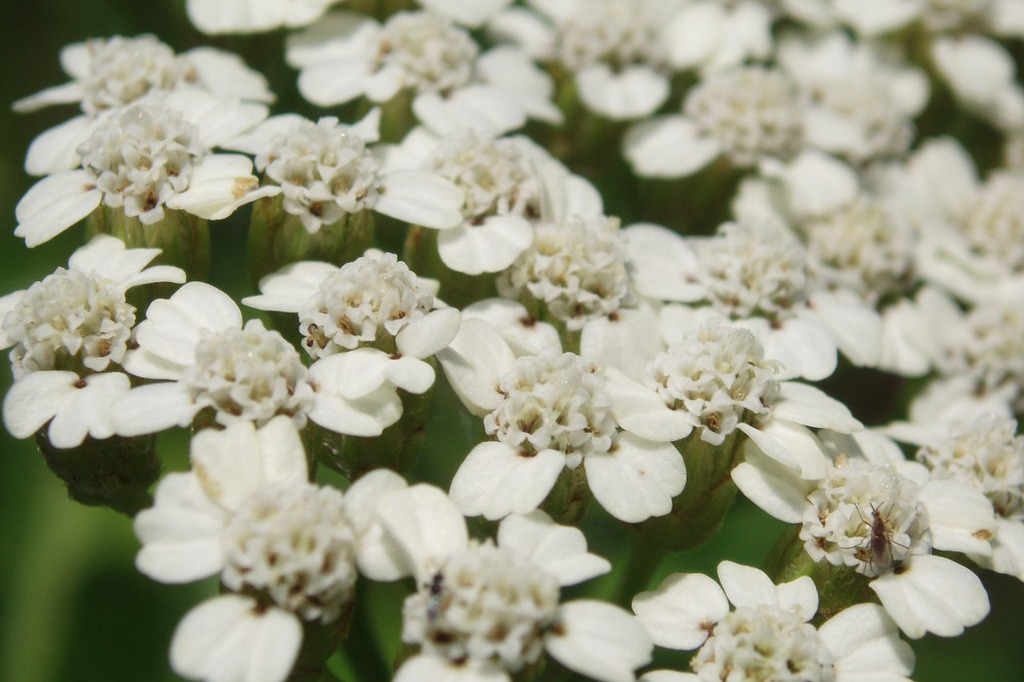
[497,215,635,331]
[627,221,883,380]
[15,35,272,177]
[134,418,388,682]
[661,0,773,75]
[391,129,601,275]
[733,447,994,638]
[527,0,682,119]
[287,10,557,135]
[227,112,464,233]
[367,482,652,682]
[624,66,804,179]
[0,235,184,447]
[916,413,1024,580]
[441,337,686,523]
[15,98,277,247]
[112,281,430,438]
[633,561,915,682]
[776,31,928,164]
[187,0,342,34]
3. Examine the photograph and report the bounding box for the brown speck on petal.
[232,176,258,199]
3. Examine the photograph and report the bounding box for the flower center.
[801,460,931,578]
[402,541,560,671]
[686,67,803,167]
[558,0,664,71]
[917,414,1024,520]
[428,133,542,223]
[809,79,913,162]
[184,319,315,427]
[299,252,435,358]
[962,173,1024,272]
[486,352,618,465]
[953,302,1024,403]
[258,117,380,232]
[698,222,809,321]
[647,321,780,445]
[375,11,479,94]
[804,199,915,303]
[80,34,197,115]
[692,605,835,682]
[3,268,135,378]
[497,216,634,330]
[921,0,991,32]
[222,483,358,623]
[78,105,205,222]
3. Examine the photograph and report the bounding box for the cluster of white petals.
[498,216,633,331]
[402,539,560,671]
[183,319,315,427]
[556,0,664,72]
[801,459,931,578]
[2,268,135,378]
[646,321,781,445]
[222,482,358,623]
[374,11,480,95]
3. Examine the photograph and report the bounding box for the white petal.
[761,151,857,218]
[186,47,275,102]
[449,442,565,521]
[772,382,862,432]
[461,298,562,356]
[576,64,669,120]
[417,0,512,26]
[396,307,462,359]
[758,318,837,381]
[297,58,371,107]
[254,416,310,484]
[496,510,610,586]
[165,154,275,220]
[413,86,525,137]
[377,484,469,581]
[806,294,883,368]
[580,308,664,381]
[24,115,97,175]
[437,318,517,415]
[3,372,76,438]
[624,224,705,302]
[585,434,686,523]
[192,421,275,511]
[737,421,831,480]
[112,382,199,437]
[47,372,131,447]
[437,215,534,275]
[624,116,720,178]
[869,554,990,638]
[775,575,819,621]
[632,572,728,650]
[12,81,83,114]
[171,597,302,682]
[344,469,411,581]
[134,472,227,582]
[545,600,652,682]
[918,480,996,556]
[818,603,914,678]
[731,450,810,524]
[308,384,403,437]
[605,369,695,442]
[717,561,778,610]
[15,170,101,247]
[376,170,465,229]
[311,348,397,400]
[982,518,1024,580]
[243,260,337,312]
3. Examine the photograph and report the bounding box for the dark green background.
[0,2,1022,681]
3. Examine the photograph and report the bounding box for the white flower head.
[685,66,805,168]
[697,221,809,320]
[961,172,1024,272]
[256,116,380,233]
[446,345,687,523]
[498,215,635,330]
[949,300,1024,404]
[188,0,341,34]
[633,562,915,682]
[0,235,185,447]
[801,459,931,578]
[645,321,782,445]
[79,105,206,223]
[375,11,480,95]
[917,413,1024,522]
[370,483,651,682]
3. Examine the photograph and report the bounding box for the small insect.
[855,502,909,576]
[426,571,445,622]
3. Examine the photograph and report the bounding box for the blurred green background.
[0,2,1022,682]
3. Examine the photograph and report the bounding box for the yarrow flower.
[15,97,276,247]
[365,481,653,682]
[227,111,464,233]
[633,561,915,682]
[134,417,391,682]
[733,440,995,638]
[441,330,686,522]
[0,236,184,447]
